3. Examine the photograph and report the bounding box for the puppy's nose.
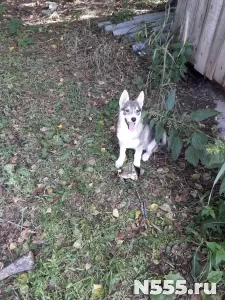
[131,117,136,122]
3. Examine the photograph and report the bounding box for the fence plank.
[185,0,199,41]
[190,0,209,59]
[194,0,223,75]
[213,39,225,86]
[173,0,188,37]
[205,2,225,79]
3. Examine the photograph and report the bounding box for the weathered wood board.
[173,0,225,87]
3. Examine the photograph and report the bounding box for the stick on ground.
[0,251,35,281]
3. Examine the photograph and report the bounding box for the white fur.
[115,90,166,169]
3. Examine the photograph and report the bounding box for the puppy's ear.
[137,91,144,108]
[119,90,129,107]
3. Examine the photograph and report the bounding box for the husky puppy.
[115,90,166,169]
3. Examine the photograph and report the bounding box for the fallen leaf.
[57,124,63,129]
[87,157,96,166]
[51,44,57,49]
[9,46,15,51]
[165,212,174,221]
[47,187,53,194]
[160,203,172,213]
[115,232,125,242]
[46,207,52,214]
[153,259,159,265]
[90,205,100,216]
[92,284,104,297]
[174,194,187,202]
[32,183,47,196]
[58,168,64,175]
[73,240,82,249]
[191,173,201,179]
[146,219,151,228]
[98,120,104,126]
[135,210,141,219]
[9,242,17,250]
[23,220,30,227]
[195,183,203,190]
[149,203,158,211]
[40,126,50,132]
[22,242,29,253]
[113,208,119,218]
[40,232,46,240]
[85,263,91,270]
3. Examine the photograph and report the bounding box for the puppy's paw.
[133,160,141,168]
[115,159,124,169]
[142,152,150,161]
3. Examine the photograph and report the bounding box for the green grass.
[0,20,185,300]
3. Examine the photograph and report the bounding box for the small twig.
[151,222,162,232]
[134,184,147,230]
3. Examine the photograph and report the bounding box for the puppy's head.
[119,90,144,131]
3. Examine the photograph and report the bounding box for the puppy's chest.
[117,131,141,149]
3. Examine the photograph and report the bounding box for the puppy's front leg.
[133,146,143,168]
[115,144,126,169]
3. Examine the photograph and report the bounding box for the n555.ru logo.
[134,280,216,295]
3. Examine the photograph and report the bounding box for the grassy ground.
[0,1,211,299]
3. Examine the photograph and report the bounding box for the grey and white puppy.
[115,90,166,169]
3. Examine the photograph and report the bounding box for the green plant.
[17,37,34,48]
[186,169,225,290]
[110,1,135,24]
[9,17,23,35]
[0,4,6,18]
[152,41,193,85]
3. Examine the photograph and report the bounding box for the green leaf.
[149,119,156,130]
[202,253,212,281]
[172,42,181,50]
[164,272,184,282]
[215,250,225,266]
[173,51,179,58]
[155,123,165,143]
[191,132,208,150]
[17,168,29,176]
[165,90,176,111]
[207,270,223,283]
[171,136,183,160]
[191,252,202,280]
[201,218,225,232]
[219,177,225,195]
[185,46,193,56]
[190,109,220,122]
[206,242,221,252]
[219,202,225,216]
[185,146,202,166]
[212,162,225,189]
[167,129,177,151]
[201,206,215,219]
[3,164,15,173]
[9,17,22,35]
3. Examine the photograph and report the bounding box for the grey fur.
[115,90,166,168]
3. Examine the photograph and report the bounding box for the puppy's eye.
[136,110,141,113]
[125,109,130,113]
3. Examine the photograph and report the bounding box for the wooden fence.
[173,0,225,87]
